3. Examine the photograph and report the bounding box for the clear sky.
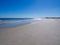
[0,0,60,18]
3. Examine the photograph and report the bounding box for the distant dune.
[45,17,60,19]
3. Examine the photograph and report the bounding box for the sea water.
[0,18,40,28]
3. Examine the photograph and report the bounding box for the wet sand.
[0,19,60,45]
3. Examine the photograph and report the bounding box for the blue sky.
[0,0,60,18]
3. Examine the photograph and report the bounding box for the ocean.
[0,18,40,28]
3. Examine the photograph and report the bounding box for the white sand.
[0,19,60,45]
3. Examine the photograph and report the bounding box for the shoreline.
[0,19,41,28]
[0,20,41,29]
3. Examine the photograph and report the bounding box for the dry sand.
[0,19,60,45]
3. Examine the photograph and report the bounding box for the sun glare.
[33,18,42,20]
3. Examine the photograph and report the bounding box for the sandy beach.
[0,19,60,45]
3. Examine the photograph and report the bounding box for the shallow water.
[0,20,40,28]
